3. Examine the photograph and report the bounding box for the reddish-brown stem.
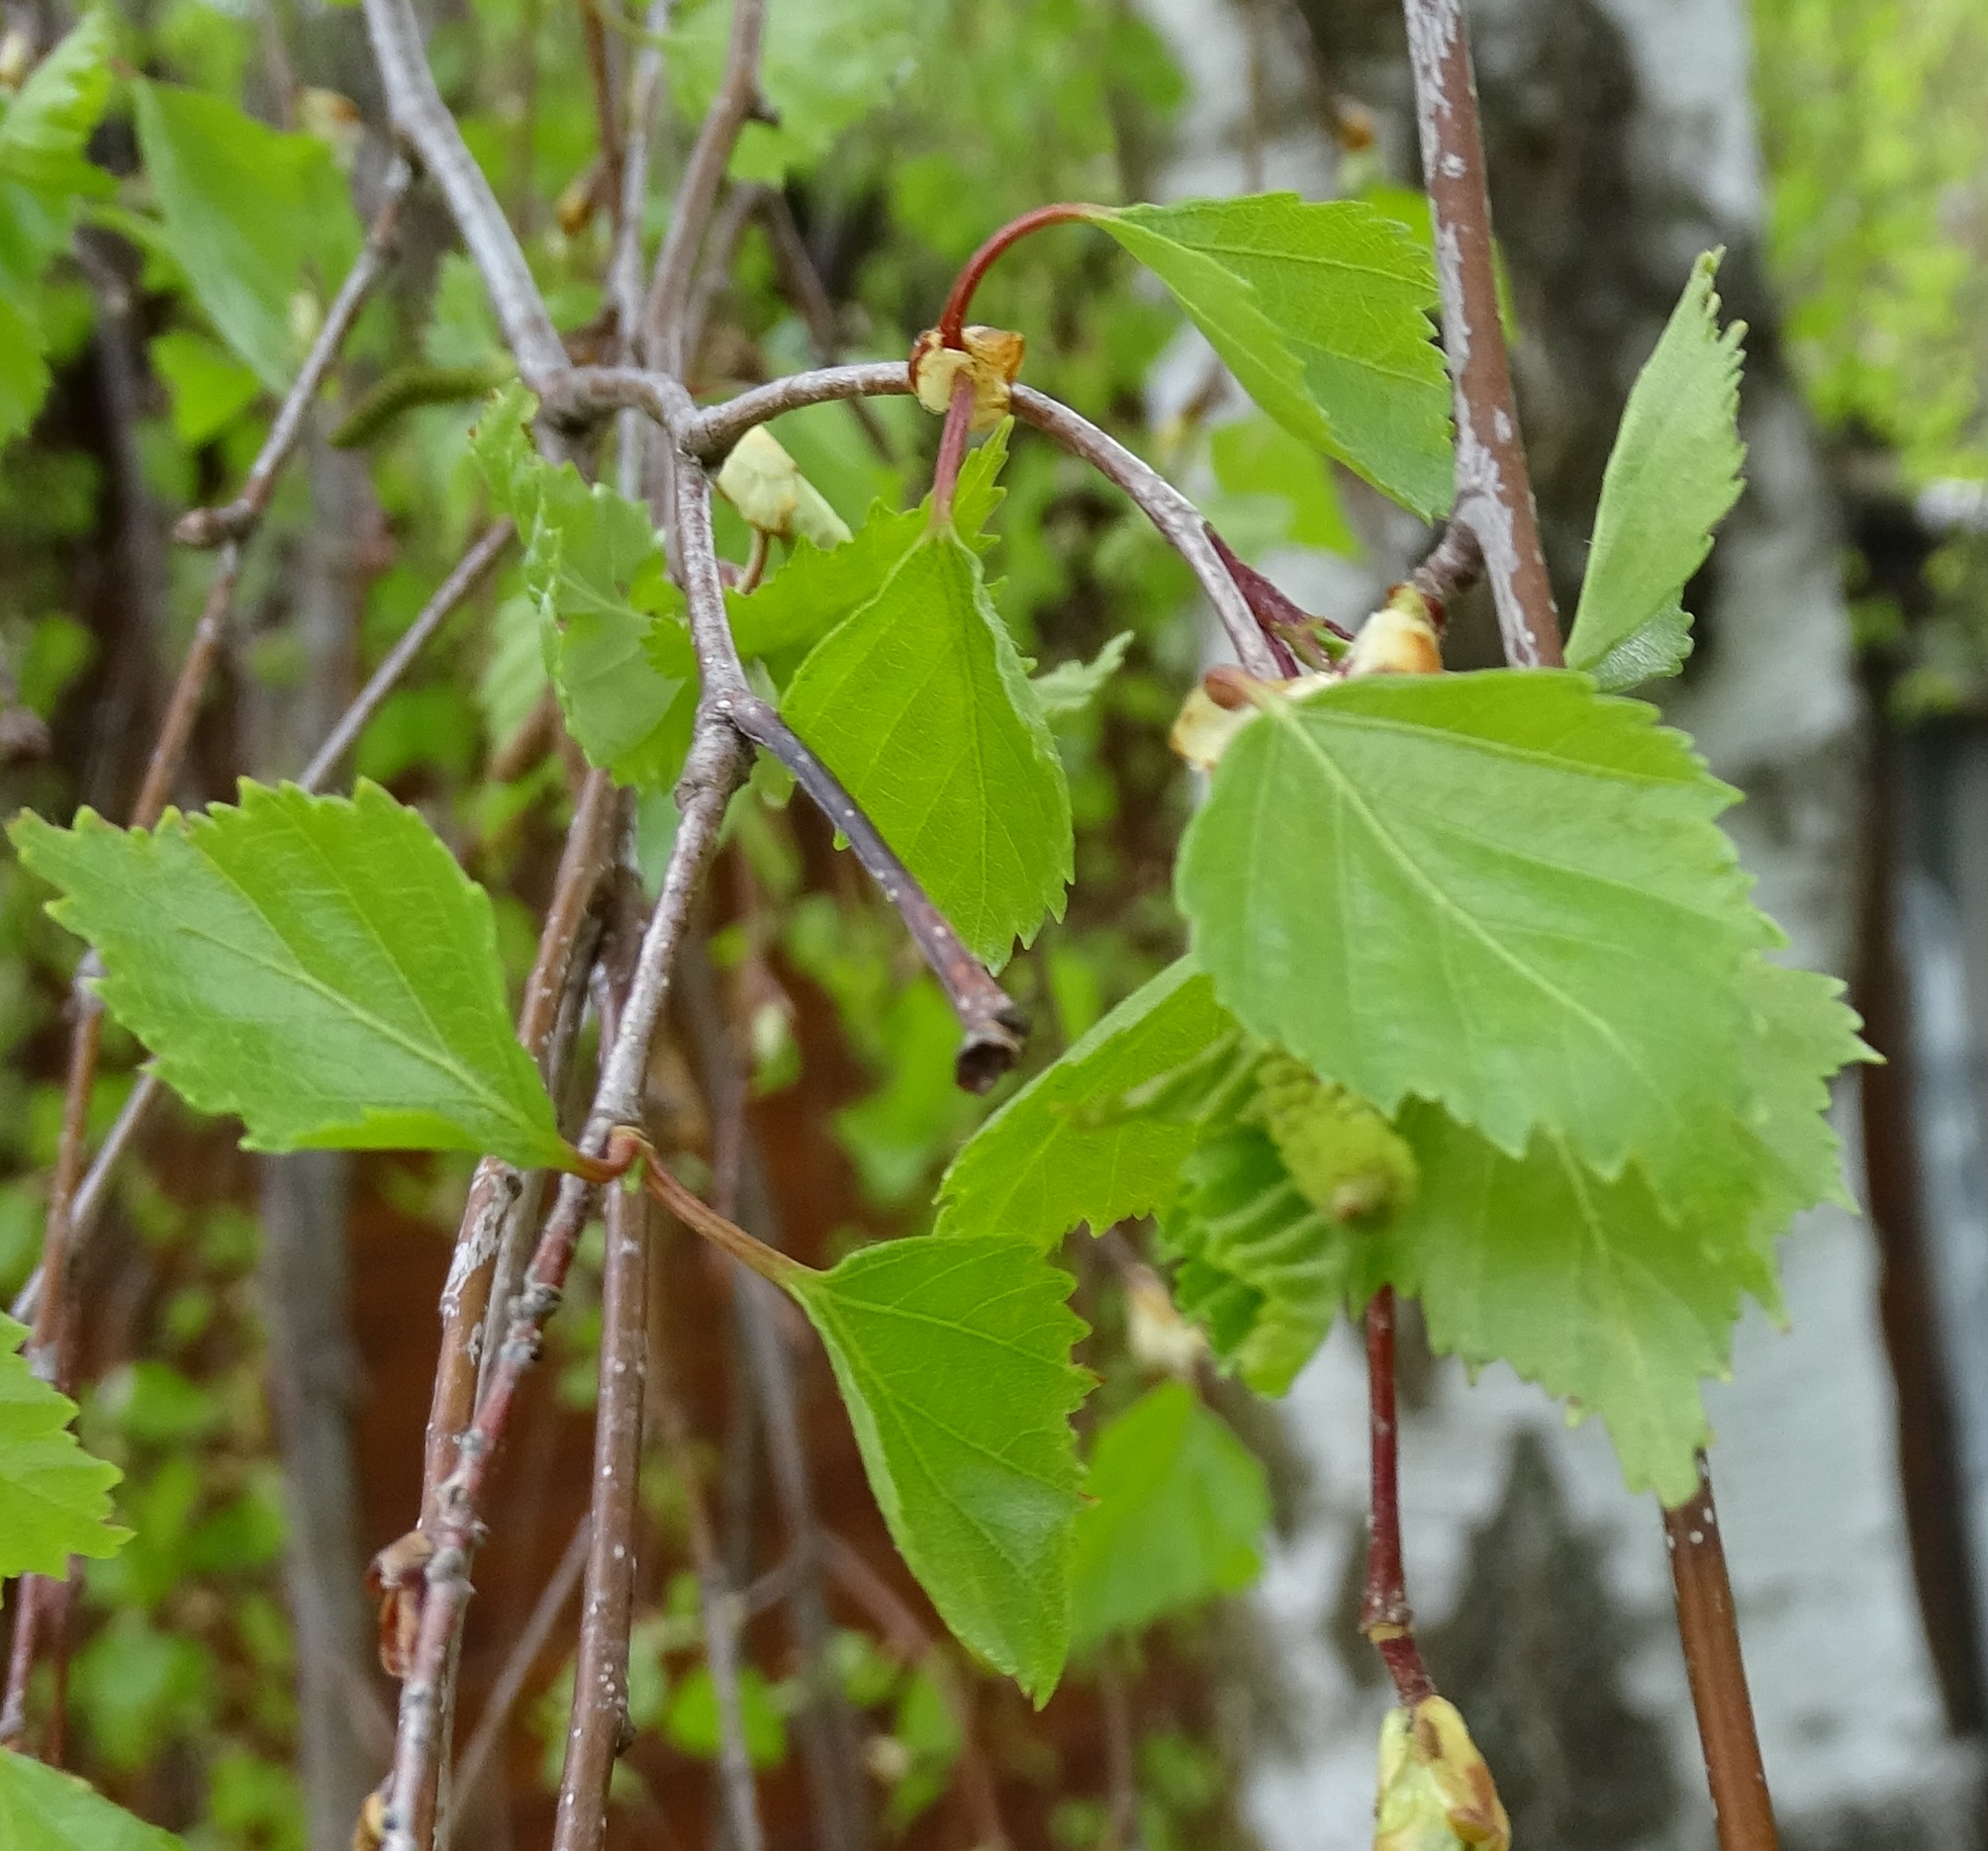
[639,1158,804,1287]
[1361,1288,1434,1707]
[1403,0,1561,667]
[1665,1456,1779,1850]
[930,374,977,526]
[936,203,1094,347]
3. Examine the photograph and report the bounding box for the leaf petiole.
[936,202,1096,347]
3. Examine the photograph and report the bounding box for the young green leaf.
[1032,632,1134,722]
[730,420,1009,663]
[0,1314,128,1578]
[1176,671,1778,1219]
[1069,1381,1270,1654]
[1379,1104,1745,1506]
[133,82,361,393]
[472,388,697,788]
[1564,252,1747,691]
[1158,1123,1376,1396]
[934,960,1235,1244]
[11,782,570,1169]
[1087,196,1452,518]
[781,522,1072,968]
[1207,415,1359,557]
[783,1235,1089,1702]
[0,1750,184,1851]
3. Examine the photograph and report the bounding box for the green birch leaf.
[134,82,361,393]
[0,297,49,446]
[782,1235,1089,1702]
[1207,415,1359,557]
[1380,1103,1745,1506]
[1069,1381,1270,1654]
[1157,1122,1376,1396]
[730,420,1009,663]
[1087,195,1452,518]
[1176,671,1777,1218]
[11,782,569,1168]
[472,388,697,788]
[0,1314,128,1578]
[1565,252,1747,690]
[934,959,1234,1244]
[1032,632,1134,721]
[781,522,1072,968]
[0,1752,183,1851]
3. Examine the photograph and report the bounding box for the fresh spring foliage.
[0,1314,128,1578]
[0,1748,185,1851]
[11,783,571,1169]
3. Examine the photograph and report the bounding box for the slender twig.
[453,1516,592,1804]
[639,0,765,369]
[553,889,653,1851]
[360,0,569,387]
[1401,0,1772,1836]
[1664,1457,1777,1851]
[1405,518,1484,624]
[301,520,513,789]
[678,943,872,1851]
[1360,1288,1433,1707]
[177,159,417,549]
[610,0,673,502]
[680,360,907,461]
[680,183,764,381]
[1402,0,1559,666]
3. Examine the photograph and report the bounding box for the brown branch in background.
[679,943,872,1851]
[1401,0,1559,666]
[453,1516,592,1806]
[578,0,622,203]
[822,1534,1009,1850]
[301,520,513,788]
[177,159,416,549]
[609,0,672,502]
[1360,1288,1434,1707]
[553,881,654,1851]
[1664,1461,1778,1851]
[654,1357,768,1851]
[681,183,765,383]
[1402,0,1772,1837]
[639,0,766,370]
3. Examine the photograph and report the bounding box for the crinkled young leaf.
[934,959,1233,1244]
[671,0,918,182]
[1565,252,1747,691]
[782,522,1071,967]
[0,1314,128,1578]
[473,388,697,788]
[730,420,1008,663]
[1380,1104,1743,1506]
[1088,195,1452,518]
[0,1751,183,1851]
[1177,672,1777,1219]
[783,1235,1089,1702]
[134,81,361,393]
[1069,1381,1269,1653]
[11,782,569,1169]
[1032,631,1133,721]
[1158,1122,1376,1396]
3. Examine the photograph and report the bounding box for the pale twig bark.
[453,1516,592,1805]
[553,886,653,1851]
[1401,0,1560,667]
[639,0,765,370]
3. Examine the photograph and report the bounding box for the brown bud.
[350,1787,388,1851]
[366,1528,436,1679]
[909,324,1027,431]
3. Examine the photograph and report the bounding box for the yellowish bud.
[1374,1698,1510,1851]
[1345,588,1443,678]
[909,324,1027,430]
[716,427,854,549]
